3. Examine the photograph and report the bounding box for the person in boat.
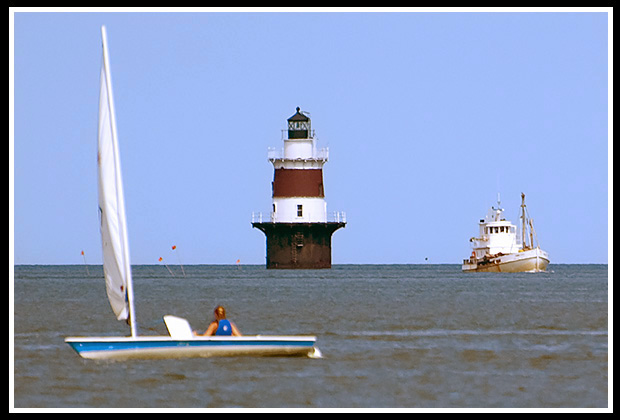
[195,305,241,337]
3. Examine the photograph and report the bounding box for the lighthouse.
[252,107,346,269]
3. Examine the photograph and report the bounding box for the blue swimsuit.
[215,319,233,336]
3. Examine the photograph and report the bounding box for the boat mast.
[101,25,137,337]
[520,192,528,250]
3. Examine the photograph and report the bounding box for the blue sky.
[11,9,610,265]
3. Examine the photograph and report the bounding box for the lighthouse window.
[289,121,308,130]
[297,205,303,217]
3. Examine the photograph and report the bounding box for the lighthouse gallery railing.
[252,211,346,224]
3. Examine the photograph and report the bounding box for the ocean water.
[12,264,608,409]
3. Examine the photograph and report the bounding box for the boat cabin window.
[486,226,514,234]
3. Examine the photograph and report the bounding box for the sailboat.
[65,27,320,360]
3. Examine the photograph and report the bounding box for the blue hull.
[65,336,319,360]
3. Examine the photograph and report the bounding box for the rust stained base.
[252,222,345,269]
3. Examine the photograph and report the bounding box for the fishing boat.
[462,193,550,273]
[65,27,320,360]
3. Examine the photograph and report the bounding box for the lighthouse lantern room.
[288,107,310,138]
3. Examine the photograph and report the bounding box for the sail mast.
[100,25,137,337]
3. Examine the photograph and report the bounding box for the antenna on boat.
[492,193,503,209]
[491,192,503,221]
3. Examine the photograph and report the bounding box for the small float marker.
[172,245,186,277]
[81,250,90,276]
[159,257,175,277]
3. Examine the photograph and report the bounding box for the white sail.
[64,26,321,360]
[97,26,136,335]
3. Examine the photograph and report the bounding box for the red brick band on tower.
[272,169,324,198]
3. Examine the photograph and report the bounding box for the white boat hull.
[65,335,319,360]
[462,248,549,273]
